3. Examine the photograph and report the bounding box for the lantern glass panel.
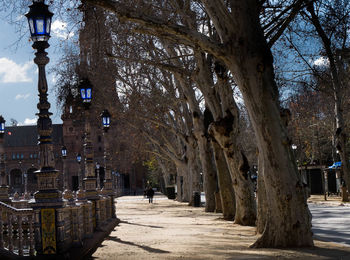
[46,17,51,34]
[77,155,81,162]
[0,122,4,133]
[36,18,45,34]
[80,89,86,100]
[86,88,92,99]
[29,18,35,35]
[103,117,110,127]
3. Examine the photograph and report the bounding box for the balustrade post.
[7,212,13,252]
[18,214,23,256]
[29,213,35,256]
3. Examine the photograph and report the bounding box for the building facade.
[4,124,64,195]
[3,113,146,196]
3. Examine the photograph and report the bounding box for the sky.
[0,9,74,126]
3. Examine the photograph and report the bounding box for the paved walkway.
[90,194,350,259]
[308,195,350,246]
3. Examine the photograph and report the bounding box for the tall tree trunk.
[211,140,236,220]
[210,116,256,225]
[187,143,201,206]
[201,0,313,247]
[256,151,267,234]
[176,164,190,202]
[197,136,217,212]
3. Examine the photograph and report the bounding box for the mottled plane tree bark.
[82,0,313,247]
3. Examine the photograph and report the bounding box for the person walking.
[146,186,155,203]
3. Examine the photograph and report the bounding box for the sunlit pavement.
[309,203,350,246]
[117,193,350,246]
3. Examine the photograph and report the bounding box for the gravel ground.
[90,194,350,260]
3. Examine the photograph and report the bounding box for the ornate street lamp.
[76,153,83,191]
[78,78,98,200]
[61,146,67,158]
[26,0,53,43]
[0,116,5,135]
[96,162,101,190]
[79,78,93,106]
[100,109,111,132]
[61,145,67,190]
[76,153,82,163]
[100,109,115,218]
[26,1,63,255]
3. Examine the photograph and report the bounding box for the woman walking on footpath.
[146,187,155,203]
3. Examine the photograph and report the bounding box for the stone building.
[4,124,64,195]
[3,102,147,196]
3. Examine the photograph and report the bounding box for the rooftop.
[4,124,63,147]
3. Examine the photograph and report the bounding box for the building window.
[21,154,24,159]
[12,154,15,160]
[34,154,38,159]
[30,154,33,159]
[98,136,102,143]
[14,175,21,185]
[17,154,20,159]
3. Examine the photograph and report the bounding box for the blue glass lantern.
[0,116,5,135]
[25,0,53,42]
[78,78,93,104]
[76,153,82,163]
[100,109,111,130]
[61,146,67,158]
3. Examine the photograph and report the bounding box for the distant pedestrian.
[146,187,154,203]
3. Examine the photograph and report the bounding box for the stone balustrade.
[0,201,35,256]
[0,191,116,257]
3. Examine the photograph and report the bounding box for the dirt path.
[90,194,350,259]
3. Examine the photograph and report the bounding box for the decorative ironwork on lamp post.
[62,145,74,202]
[100,109,116,218]
[61,146,67,189]
[76,153,82,190]
[100,110,113,193]
[26,0,65,255]
[96,162,101,190]
[26,0,60,200]
[79,79,98,199]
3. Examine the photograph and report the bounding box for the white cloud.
[313,57,329,67]
[52,20,74,39]
[15,93,31,100]
[51,74,57,84]
[18,118,37,126]
[0,58,33,83]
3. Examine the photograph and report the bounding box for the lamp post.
[78,78,98,199]
[100,109,115,218]
[26,0,64,255]
[0,115,9,203]
[61,145,74,203]
[292,144,297,162]
[76,153,82,191]
[96,162,101,190]
[26,0,60,197]
[61,146,67,190]
[100,110,113,193]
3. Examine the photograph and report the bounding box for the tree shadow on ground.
[119,220,163,229]
[104,235,170,254]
